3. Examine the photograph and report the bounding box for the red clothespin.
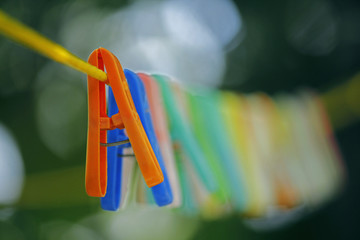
[86,48,164,197]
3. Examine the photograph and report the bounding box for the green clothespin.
[191,90,249,212]
[185,90,230,203]
[152,74,218,194]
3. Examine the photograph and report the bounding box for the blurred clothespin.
[151,75,218,194]
[186,90,231,205]
[138,73,182,207]
[186,90,248,212]
[172,86,229,218]
[219,93,270,217]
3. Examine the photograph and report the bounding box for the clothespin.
[86,48,163,197]
[276,94,327,206]
[275,95,314,205]
[138,73,182,207]
[174,146,199,215]
[100,86,131,210]
[185,89,231,204]
[219,92,270,216]
[248,94,299,208]
[121,69,173,206]
[302,92,345,183]
[151,74,218,194]
[298,92,344,203]
[186,90,248,212]
[171,84,228,218]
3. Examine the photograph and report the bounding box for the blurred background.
[0,0,360,239]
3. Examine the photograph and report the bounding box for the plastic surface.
[100,87,129,210]
[151,74,217,193]
[86,48,163,197]
[248,94,298,208]
[186,90,230,203]
[187,90,248,211]
[123,69,173,206]
[220,92,273,217]
[219,92,267,216]
[138,73,182,207]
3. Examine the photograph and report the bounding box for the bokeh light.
[285,0,338,56]
[0,123,24,205]
[35,63,87,159]
[57,0,244,87]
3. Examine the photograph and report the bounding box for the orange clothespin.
[86,47,164,197]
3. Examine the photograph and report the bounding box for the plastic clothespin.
[275,95,315,205]
[248,94,299,208]
[186,90,248,212]
[170,83,227,218]
[100,86,130,210]
[290,93,341,205]
[219,92,268,216]
[122,69,173,206]
[301,92,345,170]
[173,136,199,215]
[185,89,231,204]
[278,94,328,206]
[86,47,164,197]
[138,73,182,207]
[151,74,218,194]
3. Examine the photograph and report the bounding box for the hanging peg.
[86,48,164,197]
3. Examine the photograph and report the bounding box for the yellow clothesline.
[0,10,107,82]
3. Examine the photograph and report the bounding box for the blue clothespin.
[100,87,130,211]
[101,69,173,210]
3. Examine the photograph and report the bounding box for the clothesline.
[0,10,107,82]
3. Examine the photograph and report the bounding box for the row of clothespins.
[85,48,345,219]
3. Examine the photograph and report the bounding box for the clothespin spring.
[118,154,136,157]
[100,139,130,147]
